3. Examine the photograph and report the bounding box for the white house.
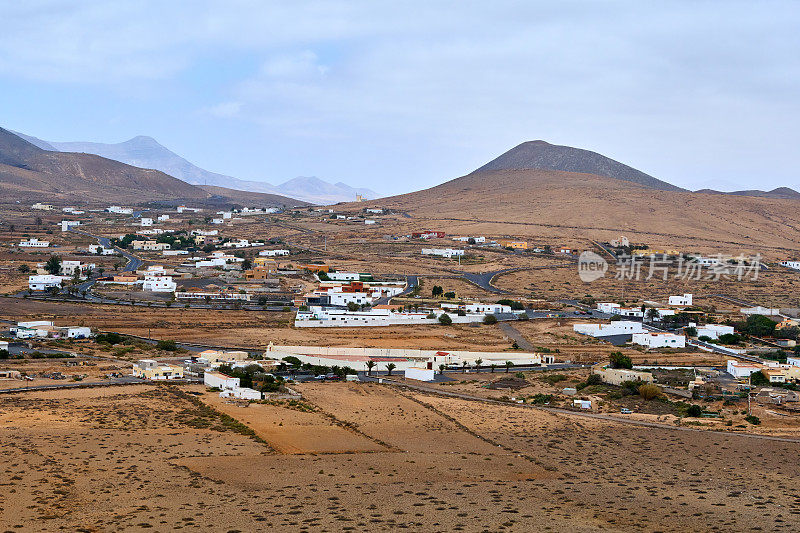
[66,327,92,339]
[780,260,800,270]
[220,387,263,400]
[631,332,686,349]
[61,260,94,277]
[727,360,762,379]
[211,218,224,224]
[421,248,465,258]
[28,274,62,291]
[142,275,177,292]
[107,206,133,214]
[441,302,513,315]
[668,294,693,306]
[740,306,781,316]
[89,244,117,255]
[140,218,153,227]
[177,205,202,213]
[326,272,361,281]
[204,371,240,390]
[157,214,170,222]
[259,249,290,257]
[696,324,735,340]
[32,203,54,210]
[19,238,50,248]
[191,229,219,236]
[364,219,377,225]
[573,320,645,337]
[597,302,621,314]
[61,220,81,232]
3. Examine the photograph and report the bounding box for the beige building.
[592,364,654,386]
[133,359,184,380]
[197,350,249,365]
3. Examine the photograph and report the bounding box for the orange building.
[498,239,528,250]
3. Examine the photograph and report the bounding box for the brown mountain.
[476,140,684,192]
[0,128,305,207]
[369,167,800,253]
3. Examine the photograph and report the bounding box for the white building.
[177,205,202,213]
[142,275,176,292]
[597,302,621,314]
[668,294,693,306]
[441,302,512,315]
[696,324,735,340]
[191,229,219,236]
[89,244,117,255]
[61,260,94,276]
[573,320,645,337]
[108,206,134,214]
[211,218,224,224]
[740,306,781,316]
[631,332,686,349]
[140,218,153,227]
[162,250,189,256]
[727,360,763,379]
[780,260,800,270]
[19,238,50,248]
[296,306,490,328]
[421,248,465,258]
[364,219,376,225]
[204,371,240,390]
[132,240,170,251]
[259,249,290,257]
[326,272,361,281]
[65,327,92,339]
[220,387,263,400]
[61,220,81,232]
[28,274,62,291]
[32,203,54,210]
[157,214,170,222]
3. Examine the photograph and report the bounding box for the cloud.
[203,101,242,118]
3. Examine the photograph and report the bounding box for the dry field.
[2,381,799,531]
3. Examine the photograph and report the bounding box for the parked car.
[620,408,632,414]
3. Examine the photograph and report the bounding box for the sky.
[1,1,798,196]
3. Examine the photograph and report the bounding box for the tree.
[438,313,452,325]
[461,361,468,373]
[638,383,661,400]
[686,404,703,417]
[431,285,444,297]
[684,326,697,337]
[241,258,252,270]
[439,364,446,375]
[645,308,658,323]
[35,216,42,228]
[505,361,514,373]
[490,363,497,373]
[366,360,376,376]
[467,237,476,245]
[45,255,62,275]
[483,314,498,325]
[17,264,30,273]
[718,333,743,345]
[113,262,122,272]
[474,358,483,370]
[98,267,105,277]
[386,363,396,376]
[609,351,632,369]
[743,314,777,337]
[749,370,769,386]
[156,339,178,351]
[586,373,602,386]
[443,291,456,299]
[347,301,360,312]
[282,356,302,368]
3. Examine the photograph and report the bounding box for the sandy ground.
[2,381,799,531]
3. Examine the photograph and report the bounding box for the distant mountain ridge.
[475,140,684,192]
[13,130,378,204]
[0,128,308,207]
[695,187,800,199]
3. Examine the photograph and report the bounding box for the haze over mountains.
[0,128,307,207]
[14,131,377,205]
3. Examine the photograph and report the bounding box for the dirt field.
[1,381,799,531]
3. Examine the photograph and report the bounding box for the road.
[71,228,143,272]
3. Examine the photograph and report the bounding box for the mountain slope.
[368,167,800,252]
[14,131,378,204]
[0,127,207,203]
[198,185,310,207]
[475,140,683,191]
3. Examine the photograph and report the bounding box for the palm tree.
[474,358,483,371]
[439,364,446,375]
[366,360,376,376]
[505,361,514,373]
[461,361,468,373]
[386,363,396,376]
[490,364,496,373]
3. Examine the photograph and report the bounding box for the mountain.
[696,187,800,200]
[0,128,307,207]
[363,143,800,251]
[14,130,378,204]
[0,127,205,204]
[475,140,684,191]
[198,185,309,207]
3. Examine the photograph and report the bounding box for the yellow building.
[197,350,249,364]
[133,359,184,380]
[498,239,528,250]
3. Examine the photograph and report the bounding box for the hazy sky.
[1,1,798,195]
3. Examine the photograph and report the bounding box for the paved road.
[71,228,143,272]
